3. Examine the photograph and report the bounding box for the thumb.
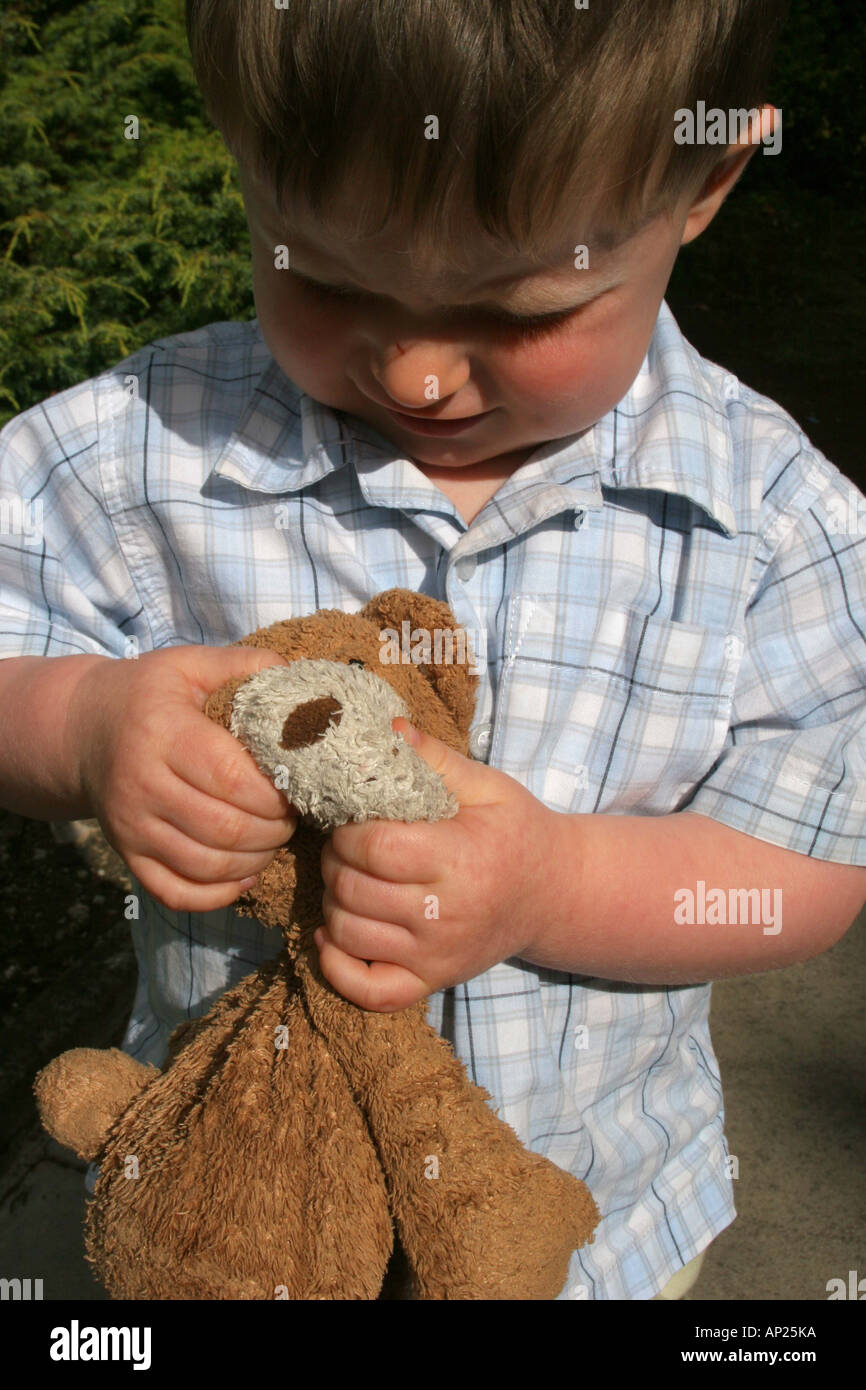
[392,715,498,808]
[177,641,288,704]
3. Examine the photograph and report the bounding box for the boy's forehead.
[240,163,638,292]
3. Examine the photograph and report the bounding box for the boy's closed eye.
[291,269,591,339]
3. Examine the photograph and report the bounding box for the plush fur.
[34,589,599,1299]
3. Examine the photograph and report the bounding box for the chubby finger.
[328,818,442,883]
[313,930,430,1012]
[320,888,414,960]
[145,770,296,854]
[129,852,274,916]
[130,812,285,886]
[170,716,293,821]
[320,853,420,928]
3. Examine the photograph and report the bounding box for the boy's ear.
[360,587,479,736]
[680,147,755,244]
[680,105,778,246]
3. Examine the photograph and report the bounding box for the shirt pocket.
[490,593,740,814]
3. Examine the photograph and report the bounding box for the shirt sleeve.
[682,451,866,866]
[0,383,147,661]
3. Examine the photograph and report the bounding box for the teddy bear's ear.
[360,588,479,736]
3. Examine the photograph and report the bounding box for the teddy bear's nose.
[280,695,343,750]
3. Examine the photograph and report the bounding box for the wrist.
[64,653,119,813]
[0,653,113,820]
[518,806,588,968]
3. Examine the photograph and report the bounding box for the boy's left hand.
[314,716,567,1011]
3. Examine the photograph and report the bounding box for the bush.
[0,0,252,425]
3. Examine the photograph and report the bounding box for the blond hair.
[185,0,788,262]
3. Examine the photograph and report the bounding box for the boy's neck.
[411,446,537,525]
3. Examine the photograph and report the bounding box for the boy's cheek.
[252,278,349,395]
[499,337,621,426]
[503,316,653,425]
[505,339,597,398]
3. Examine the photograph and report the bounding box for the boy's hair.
[185,0,789,264]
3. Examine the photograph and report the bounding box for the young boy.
[1,0,865,1301]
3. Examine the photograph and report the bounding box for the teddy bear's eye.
[348,658,365,668]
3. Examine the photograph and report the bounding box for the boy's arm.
[521,809,866,984]
[518,437,866,987]
[0,654,106,820]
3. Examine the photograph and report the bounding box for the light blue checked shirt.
[2,301,865,1299]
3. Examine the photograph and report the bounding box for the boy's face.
[239,164,721,473]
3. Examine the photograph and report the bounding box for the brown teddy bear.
[34,589,599,1299]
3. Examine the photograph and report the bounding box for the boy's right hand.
[69,645,298,913]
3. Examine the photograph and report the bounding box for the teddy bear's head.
[206,588,478,751]
[202,588,480,933]
[229,658,457,828]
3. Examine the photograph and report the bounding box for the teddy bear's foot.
[79,959,393,1299]
[395,1135,598,1301]
[34,1048,158,1162]
[294,947,599,1299]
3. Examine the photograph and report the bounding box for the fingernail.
[401,721,421,746]
[239,875,258,890]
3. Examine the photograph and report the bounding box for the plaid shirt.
[2,301,864,1299]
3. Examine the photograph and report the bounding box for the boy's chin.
[408,441,542,472]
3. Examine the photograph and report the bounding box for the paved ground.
[1,874,863,1300]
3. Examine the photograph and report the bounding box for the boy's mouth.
[385,406,492,435]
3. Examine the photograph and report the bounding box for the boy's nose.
[371,340,471,412]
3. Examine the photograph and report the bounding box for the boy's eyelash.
[293,273,578,335]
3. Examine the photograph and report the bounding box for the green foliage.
[0,0,863,429]
[0,0,253,426]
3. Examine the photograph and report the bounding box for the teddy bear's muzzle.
[229,659,458,828]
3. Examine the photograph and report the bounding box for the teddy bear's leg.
[294,945,599,1300]
[85,959,394,1300]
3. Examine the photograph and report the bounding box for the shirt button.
[573,509,585,529]
[724,633,744,663]
[469,722,492,759]
[455,555,476,582]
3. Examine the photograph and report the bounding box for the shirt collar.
[594,299,738,537]
[208,300,738,537]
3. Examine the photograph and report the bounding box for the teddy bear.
[34,589,599,1299]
